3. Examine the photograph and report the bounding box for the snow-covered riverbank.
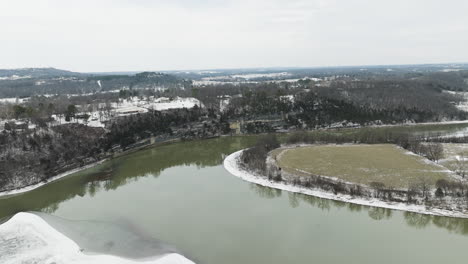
[0,159,109,198]
[0,212,195,264]
[223,150,468,218]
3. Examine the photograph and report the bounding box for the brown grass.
[273,144,452,189]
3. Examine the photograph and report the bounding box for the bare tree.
[455,153,468,178]
[436,179,450,195]
[415,177,431,199]
[425,143,444,162]
[0,103,13,120]
[370,181,385,198]
[104,100,113,119]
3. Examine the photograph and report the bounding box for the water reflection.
[403,212,431,229]
[330,199,347,208]
[250,181,468,235]
[286,192,331,211]
[288,192,299,208]
[347,203,363,212]
[250,184,282,199]
[368,207,392,221]
[432,215,468,234]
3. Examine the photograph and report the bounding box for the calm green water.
[2,124,468,263]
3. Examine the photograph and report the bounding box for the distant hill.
[0,68,80,78]
[0,69,191,98]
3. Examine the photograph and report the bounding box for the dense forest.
[0,107,224,191]
[218,79,466,131]
[0,124,106,189]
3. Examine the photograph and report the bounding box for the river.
[2,124,468,263]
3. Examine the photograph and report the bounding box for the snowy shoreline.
[0,212,195,264]
[223,149,468,218]
[0,159,109,198]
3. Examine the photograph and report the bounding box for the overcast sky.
[1,0,467,72]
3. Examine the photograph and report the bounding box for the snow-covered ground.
[0,75,32,80]
[455,92,468,112]
[143,97,202,111]
[0,212,195,264]
[0,97,28,104]
[219,96,231,112]
[440,69,463,72]
[445,90,468,112]
[230,72,292,79]
[44,96,202,128]
[279,95,294,102]
[193,80,235,86]
[193,73,322,86]
[271,77,321,83]
[223,150,468,218]
[51,113,108,128]
[441,127,468,138]
[203,72,292,81]
[110,96,202,112]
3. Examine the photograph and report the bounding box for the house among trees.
[229,121,241,134]
[4,120,28,131]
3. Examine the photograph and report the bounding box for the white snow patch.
[193,75,322,86]
[444,90,468,113]
[0,97,28,104]
[114,106,148,115]
[230,72,292,79]
[219,96,231,112]
[143,97,202,111]
[440,69,463,72]
[0,75,32,80]
[0,212,195,264]
[279,95,294,102]
[271,77,321,83]
[51,113,108,128]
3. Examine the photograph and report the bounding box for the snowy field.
[4,96,203,129]
[223,150,468,218]
[203,72,292,81]
[0,213,195,264]
[108,96,201,112]
[142,97,202,111]
[0,97,28,104]
[230,72,292,79]
[193,73,321,86]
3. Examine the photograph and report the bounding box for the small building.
[4,121,28,131]
[229,121,241,135]
[114,106,147,116]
